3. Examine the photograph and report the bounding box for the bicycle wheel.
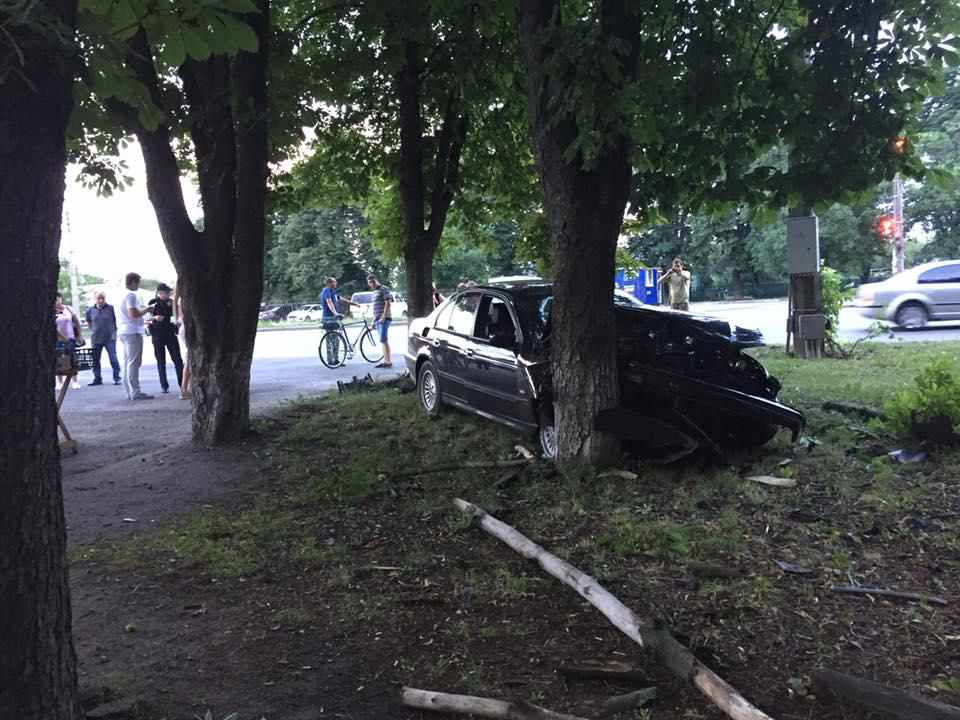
[359,327,383,364]
[318,331,348,368]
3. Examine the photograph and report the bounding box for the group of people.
[320,273,395,368]
[56,272,191,401]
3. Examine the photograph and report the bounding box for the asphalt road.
[692,298,960,345]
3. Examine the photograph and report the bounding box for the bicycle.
[317,316,383,368]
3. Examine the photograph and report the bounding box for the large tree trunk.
[394,31,468,318]
[124,4,269,445]
[0,0,80,717]
[518,0,635,465]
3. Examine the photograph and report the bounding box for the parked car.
[259,303,295,321]
[854,260,960,328]
[406,283,803,461]
[287,304,324,322]
[351,290,409,319]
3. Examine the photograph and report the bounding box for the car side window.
[475,295,517,344]
[439,293,481,335]
[919,265,960,283]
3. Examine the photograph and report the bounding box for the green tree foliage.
[265,207,386,301]
[909,68,960,262]
[279,0,535,315]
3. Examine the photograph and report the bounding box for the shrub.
[885,357,960,442]
[820,266,853,342]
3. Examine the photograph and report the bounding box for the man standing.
[119,272,153,400]
[367,273,392,368]
[148,283,184,394]
[85,292,121,386]
[658,257,692,311]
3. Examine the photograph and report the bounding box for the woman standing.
[175,285,191,399]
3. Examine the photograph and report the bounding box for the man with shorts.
[658,257,692,311]
[367,273,392,368]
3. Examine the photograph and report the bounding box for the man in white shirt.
[658,257,692,311]
[119,272,153,400]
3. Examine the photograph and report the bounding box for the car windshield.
[513,288,555,347]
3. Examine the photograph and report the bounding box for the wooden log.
[830,585,948,606]
[454,498,776,720]
[813,669,960,720]
[595,687,657,717]
[401,687,588,720]
[557,659,648,683]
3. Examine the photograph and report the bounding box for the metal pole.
[892,174,905,275]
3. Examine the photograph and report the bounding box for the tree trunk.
[0,1,80,717]
[518,0,635,465]
[124,3,269,445]
[405,241,436,318]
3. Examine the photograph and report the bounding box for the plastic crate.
[75,347,95,371]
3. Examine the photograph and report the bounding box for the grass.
[77,342,960,719]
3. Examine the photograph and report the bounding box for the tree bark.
[394,32,469,318]
[518,0,635,465]
[0,1,81,717]
[119,5,270,445]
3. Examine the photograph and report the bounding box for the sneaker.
[132,392,154,400]
[88,380,103,386]
[113,380,122,385]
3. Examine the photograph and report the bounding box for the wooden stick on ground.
[830,585,948,606]
[454,498,776,720]
[401,687,589,720]
[558,659,648,683]
[813,669,960,720]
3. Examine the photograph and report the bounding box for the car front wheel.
[895,302,928,329]
[417,361,443,416]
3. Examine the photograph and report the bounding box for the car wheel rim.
[540,422,557,459]
[421,370,438,410]
[900,306,926,327]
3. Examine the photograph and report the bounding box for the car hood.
[615,304,765,348]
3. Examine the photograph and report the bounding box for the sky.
[62,141,200,285]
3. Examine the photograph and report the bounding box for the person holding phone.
[658,257,692,311]
[147,283,184,394]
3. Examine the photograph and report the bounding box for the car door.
[464,294,536,427]
[918,264,960,319]
[429,292,481,403]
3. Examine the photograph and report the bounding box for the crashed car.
[405,282,803,461]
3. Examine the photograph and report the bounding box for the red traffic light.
[877,215,897,238]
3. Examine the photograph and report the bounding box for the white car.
[351,290,408,320]
[287,304,324,322]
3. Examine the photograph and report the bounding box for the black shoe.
[88,380,103,386]
[162,387,170,394]
[113,379,122,385]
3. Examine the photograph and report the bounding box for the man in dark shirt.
[147,283,184,393]
[85,291,122,386]
[367,273,392,368]
[319,276,360,365]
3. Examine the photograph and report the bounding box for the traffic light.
[890,136,908,154]
[877,215,897,238]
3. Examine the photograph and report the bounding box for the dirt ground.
[68,374,960,720]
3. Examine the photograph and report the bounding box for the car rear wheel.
[895,302,928,329]
[417,361,443,416]
[538,405,557,460]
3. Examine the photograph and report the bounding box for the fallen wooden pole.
[813,669,960,720]
[830,585,948,606]
[454,498,776,720]
[558,659,647,683]
[401,687,588,720]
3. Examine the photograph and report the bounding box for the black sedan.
[405,282,803,461]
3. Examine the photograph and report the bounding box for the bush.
[885,357,960,442]
[820,266,853,342]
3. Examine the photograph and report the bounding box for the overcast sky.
[62,141,200,285]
